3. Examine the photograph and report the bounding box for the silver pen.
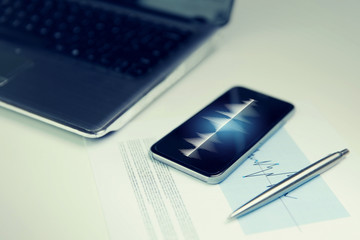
[228,148,349,219]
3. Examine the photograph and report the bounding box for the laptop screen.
[138,0,233,25]
[103,0,234,25]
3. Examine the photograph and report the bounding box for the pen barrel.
[230,149,348,218]
[280,151,345,191]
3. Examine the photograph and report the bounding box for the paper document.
[86,126,349,239]
[220,129,348,234]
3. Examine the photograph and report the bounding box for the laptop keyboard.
[0,0,192,77]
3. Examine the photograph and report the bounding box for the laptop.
[0,0,234,138]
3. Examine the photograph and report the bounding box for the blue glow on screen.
[151,87,294,176]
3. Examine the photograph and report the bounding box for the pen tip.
[227,214,235,222]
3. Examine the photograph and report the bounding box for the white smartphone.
[150,87,294,184]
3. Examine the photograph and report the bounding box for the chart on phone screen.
[179,99,258,159]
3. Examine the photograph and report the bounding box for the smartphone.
[150,87,294,184]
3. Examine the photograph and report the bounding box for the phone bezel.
[150,87,295,184]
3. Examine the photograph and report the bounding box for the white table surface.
[1,1,359,239]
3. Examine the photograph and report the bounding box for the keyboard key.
[0,0,193,77]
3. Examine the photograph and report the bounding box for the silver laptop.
[0,0,234,138]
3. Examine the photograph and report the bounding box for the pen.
[228,148,349,219]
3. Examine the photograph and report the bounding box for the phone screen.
[150,87,294,183]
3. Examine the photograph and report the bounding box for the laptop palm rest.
[0,50,33,87]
